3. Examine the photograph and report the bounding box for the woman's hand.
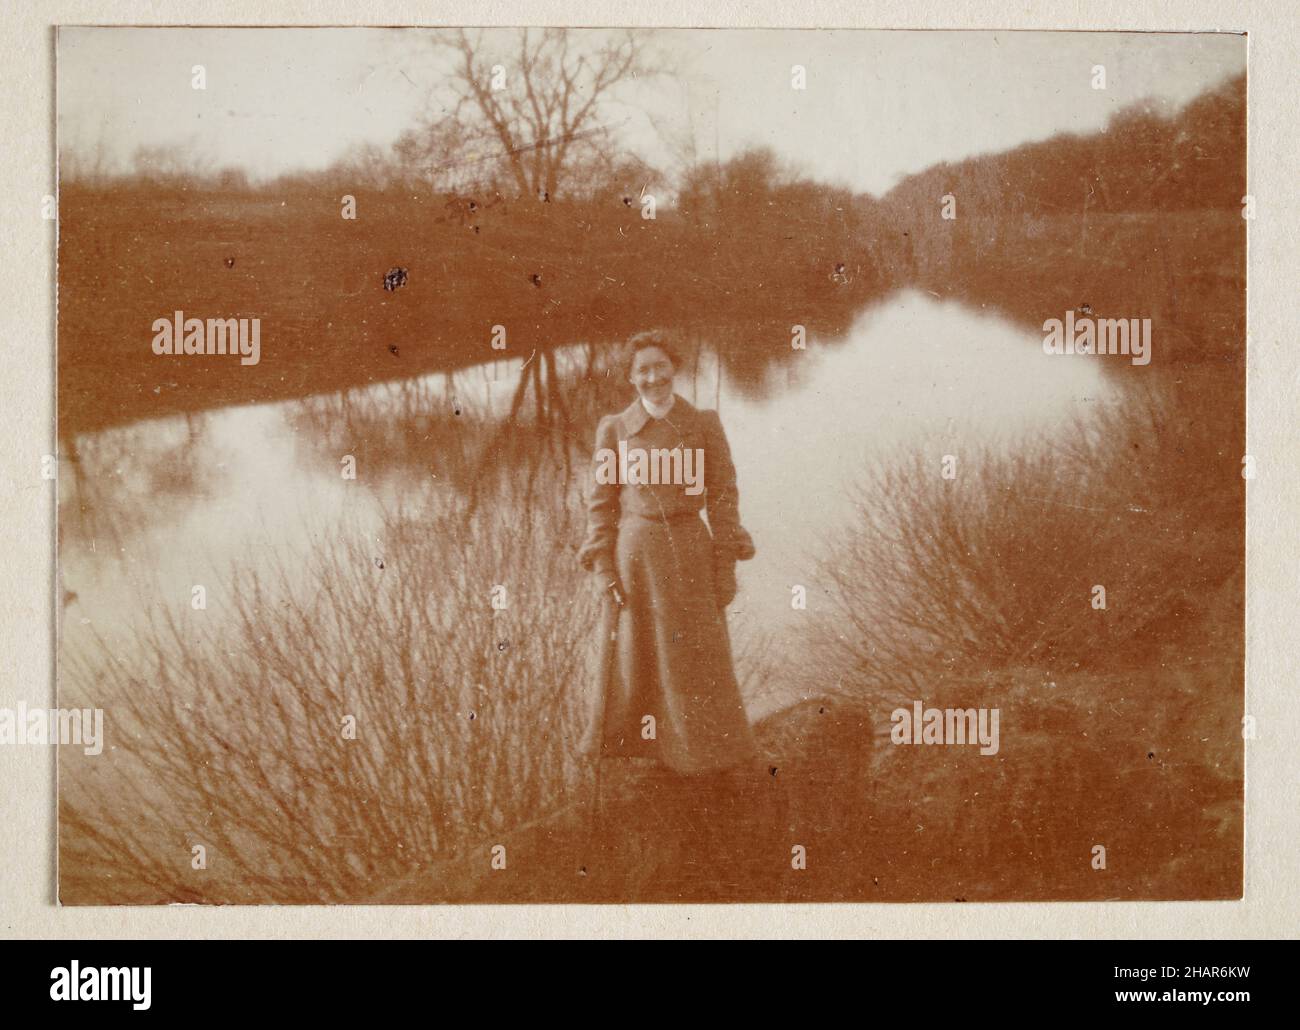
[602,574,627,609]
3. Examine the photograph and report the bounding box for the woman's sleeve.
[704,410,756,562]
[577,416,620,576]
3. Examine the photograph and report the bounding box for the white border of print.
[4,0,1292,941]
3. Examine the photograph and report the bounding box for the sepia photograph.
[53,25,1246,904]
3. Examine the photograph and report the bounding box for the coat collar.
[618,393,697,437]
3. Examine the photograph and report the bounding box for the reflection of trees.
[60,413,212,552]
[286,377,476,493]
[280,318,864,520]
[283,348,619,520]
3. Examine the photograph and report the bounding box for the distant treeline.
[872,72,1245,370]
[882,73,1244,220]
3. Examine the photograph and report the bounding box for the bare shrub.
[815,381,1242,699]
[60,442,599,903]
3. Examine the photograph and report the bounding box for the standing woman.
[577,330,758,877]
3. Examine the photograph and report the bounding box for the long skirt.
[579,511,758,775]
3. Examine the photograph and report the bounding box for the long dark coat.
[577,394,757,775]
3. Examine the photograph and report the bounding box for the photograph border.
[4,0,1294,938]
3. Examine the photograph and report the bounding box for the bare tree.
[414,28,653,201]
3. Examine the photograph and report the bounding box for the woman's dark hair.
[624,329,683,377]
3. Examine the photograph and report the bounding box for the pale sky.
[57,27,1245,197]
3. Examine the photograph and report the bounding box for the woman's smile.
[630,347,677,404]
[642,380,673,403]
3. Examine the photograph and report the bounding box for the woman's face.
[629,346,676,407]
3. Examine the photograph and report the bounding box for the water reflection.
[60,288,1112,712]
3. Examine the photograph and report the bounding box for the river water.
[60,288,1113,718]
